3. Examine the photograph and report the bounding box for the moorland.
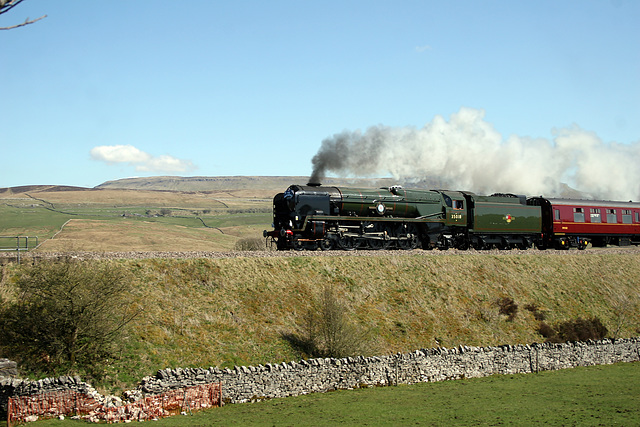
[1,176,639,425]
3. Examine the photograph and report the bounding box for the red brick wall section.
[7,383,221,425]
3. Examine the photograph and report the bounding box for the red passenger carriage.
[528,197,640,249]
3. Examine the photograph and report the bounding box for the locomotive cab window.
[573,207,585,223]
[453,200,464,210]
[607,209,617,223]
[590,208,601,223]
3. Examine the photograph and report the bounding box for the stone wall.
[0,359,17,379]
[2,338,640,420]
[133,338,640,404]
[0,374,101,418]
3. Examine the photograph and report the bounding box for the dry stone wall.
[0,360,17,379]
[0,374,101,418]
[2,338,640,419]
[133,338,640,404]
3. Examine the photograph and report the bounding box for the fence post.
[7,395,12,427]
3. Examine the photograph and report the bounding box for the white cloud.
[90,145,151,163]
[136,155,196,173]
[90,145,197,173]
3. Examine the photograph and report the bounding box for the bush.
[496,297,518,321]
[282,286,369,359]
[538,317,609,343]
[0,258,139,379]
[234,237,265,251]
[524,303,546,321]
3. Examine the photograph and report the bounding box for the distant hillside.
[0,185,93,195]
[94,176,411,192]
[1,176,588,198]
[95,176,589,198]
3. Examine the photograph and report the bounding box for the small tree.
[0,257,139,377]
[0,0,47,30]
[282,286,370,359]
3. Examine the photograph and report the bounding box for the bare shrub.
[538,317,609,343]
[609,290,640,339]
[234,237,265,251]
[282,286,369,359]
[496,297,518,321]
[524,303,546,321]
[537,322,556,340]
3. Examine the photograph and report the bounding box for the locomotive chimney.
[307,182,321,187]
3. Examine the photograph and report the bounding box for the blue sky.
[2,0,639,192]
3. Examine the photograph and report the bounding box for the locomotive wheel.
[368,237,391,250]
[367,223,391,250]
[320,237,334,251]
[293,238,305,251]
[398,235,419,250]
[338,235,361,251]
[472,238,485,250]
[397,224,419,250]
[455,236,470,250]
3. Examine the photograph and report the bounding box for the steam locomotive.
[263,184,640,251]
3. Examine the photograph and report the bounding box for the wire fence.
[0,236,39,263]
[7,383,222,425]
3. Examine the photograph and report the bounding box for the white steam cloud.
[310,108,640,201]
[90,145,196,173]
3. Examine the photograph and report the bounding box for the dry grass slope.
[1,251,628,391]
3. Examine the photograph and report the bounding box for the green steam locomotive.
[263,184,542,250]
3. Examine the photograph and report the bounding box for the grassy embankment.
[2,252,639,394]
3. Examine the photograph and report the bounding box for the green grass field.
[25,362,640,426]
[0,189,272,252]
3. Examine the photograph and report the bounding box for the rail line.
[1,246,639,262]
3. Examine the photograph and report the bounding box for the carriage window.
[573,208,584,222]
[607,209,617,223]
[636,212,640,223]
[454,200,464,210]
[573,207,584,222]
[554,209,560,221]
[622,209,632,224]
[590,208,601,223]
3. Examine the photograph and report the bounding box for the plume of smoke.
[309,107,640,200]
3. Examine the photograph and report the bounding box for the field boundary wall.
[134,337,640,403]
[2,337,639,422]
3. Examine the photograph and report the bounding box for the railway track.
[2,246,640,262]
